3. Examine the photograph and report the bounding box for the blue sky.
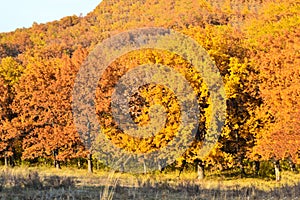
[0,0,102,33]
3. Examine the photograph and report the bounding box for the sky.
[0,0,102,33]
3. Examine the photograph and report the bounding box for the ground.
[0,166,300,199]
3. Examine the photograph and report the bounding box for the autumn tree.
[179,24,263,178]
[0,57,24,166]
[12,47,88,168]
[245,0,300,181]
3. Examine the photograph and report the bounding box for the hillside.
[0,0,299,185]
[0,0,265,60]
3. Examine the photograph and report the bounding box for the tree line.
[0,0,299,181]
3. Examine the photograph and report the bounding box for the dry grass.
[0,166,300,199]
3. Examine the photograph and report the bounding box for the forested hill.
[0,0,299,180]
[0,0,263,59]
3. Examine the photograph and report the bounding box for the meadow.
[1,166,300,200]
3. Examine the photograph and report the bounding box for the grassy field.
[1,166,300,200]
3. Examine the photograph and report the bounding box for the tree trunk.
[240,165,245,177]
[238,155,245,177]
[88,153,93,173]
[77,159,81,169]
[96,160,100,170]
[143,160,147,174]
[9,156,15,167]
[158,160,166,173]
[53,149,60,169]
[119,163,124,173]
[177,160,186,178]
[196,160,205,180]
[55,160,61,169]
[254,160,260,176]
[4,156,8,167]
[274,160,281,181]
[288,159,297,172]
[158,160,162,172]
